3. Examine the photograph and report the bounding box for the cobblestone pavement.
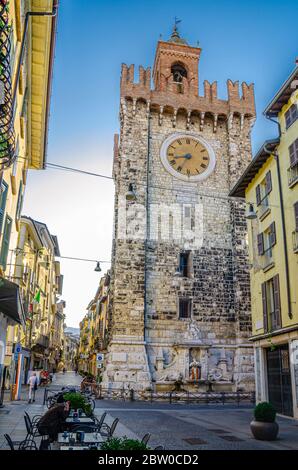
[1,372,298,450]
[95,401,298,450]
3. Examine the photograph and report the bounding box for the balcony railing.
[293,231,298,253]
[262,249,274,271]
[35,335,50,349]
[258,196,270,220]
[0,1,16,168]
[288,164,298,188]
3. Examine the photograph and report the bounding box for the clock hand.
[174,153,192,159]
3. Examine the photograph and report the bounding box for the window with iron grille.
[179,298,192,319]
[285,104,298,129]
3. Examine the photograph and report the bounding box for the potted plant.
[100,437,149,450]
[250,402,279,440]
[63,391,90,414]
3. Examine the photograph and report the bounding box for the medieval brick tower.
[103,25,256,392]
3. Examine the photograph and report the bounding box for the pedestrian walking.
[28,373,38,403]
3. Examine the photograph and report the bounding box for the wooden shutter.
[265,171,272,195]
[294,202,298,231]
[16,181,23,220]
[285,104,298,129]
[0,216,12,269]
[269,222,276,247]
[0,181,8,233]
[289,138,298,168]
[273,274,281,329]
[257,233,264,255]
[262,283,268,332]
[256,185,261,206]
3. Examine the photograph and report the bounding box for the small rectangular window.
[179,298,192,319]
[179,251,191,277]
[285,104,298,129]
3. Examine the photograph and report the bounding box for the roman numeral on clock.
[177,140,182,145]
[177,166,182,172]
[168,152,174,157]
[187,169,191,176]
[185,138,190,144]
[201,163,207,169]
[170,159,176,165]
[202,156,208,160]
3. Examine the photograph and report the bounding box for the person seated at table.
[37,400,70,443]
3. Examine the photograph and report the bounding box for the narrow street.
[1,372,298,450]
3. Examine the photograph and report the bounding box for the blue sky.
[24,0,298,327]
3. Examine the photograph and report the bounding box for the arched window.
[171,63,187,83]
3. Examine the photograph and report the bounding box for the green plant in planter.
[63,392,87,412]
[254,402,276,423]
[100,437,149,451]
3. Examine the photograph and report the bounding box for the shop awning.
[0,278,25,326]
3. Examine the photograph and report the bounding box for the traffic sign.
[15,343,22,354]
[96,353,104,363]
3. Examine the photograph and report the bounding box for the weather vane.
[174,16,181,32]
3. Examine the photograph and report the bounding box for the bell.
[94,262,101,272]
[246,203,257,220]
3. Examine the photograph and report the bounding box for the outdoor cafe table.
[60,446,90,451]
[58,432,103,445]
[65,417,95,424]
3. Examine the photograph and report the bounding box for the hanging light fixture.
[126,183,136,201]
[94,261,101,272]
[246,203,257,220]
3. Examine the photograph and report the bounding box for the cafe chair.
[24,411,42,430]
[100,418,119,439]
[4,434,23,450]
[94,411,107,431]
[141,433,151,446]
[18,437,38,450]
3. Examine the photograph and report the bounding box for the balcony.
[262,249,274,272]
[258,196,270,221]
[293,231,298,253]
[288,164,298,188]
[34,335,50,349]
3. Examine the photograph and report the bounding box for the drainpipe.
[263,117,292,319]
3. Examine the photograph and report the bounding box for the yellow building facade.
[79,272,110,378]
[5,216,63,390]
[230,64,298,418]
[0,1,58,399]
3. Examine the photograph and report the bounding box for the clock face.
[160,133,216,182]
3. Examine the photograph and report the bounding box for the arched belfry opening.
[171,63,187,83]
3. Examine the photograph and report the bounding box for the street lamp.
[94,261,101,272]
[126,183,137,201]
[246,203,257,220]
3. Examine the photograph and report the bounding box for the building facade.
[4,217,63,390]
[103,27,256,392]
[64,331,79,371]
[0,0,58,399]
[78,271,110,377]
[230,63,298,418]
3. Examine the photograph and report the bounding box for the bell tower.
[153,23,201,96]
[103,24,256,393]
